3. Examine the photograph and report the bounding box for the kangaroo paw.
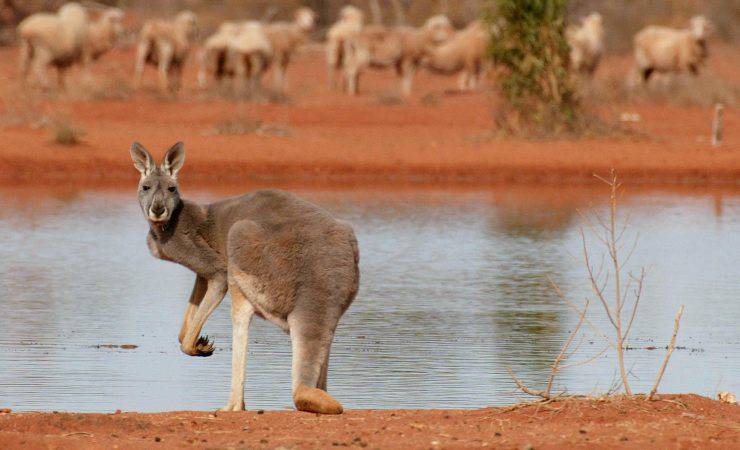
[181,335,214,357]
[293,384,343,415]
[194,335,214,356]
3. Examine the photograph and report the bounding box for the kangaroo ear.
[130,141,155,175]
[161,141,185,177]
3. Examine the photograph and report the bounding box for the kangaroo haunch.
[130,141,360,414]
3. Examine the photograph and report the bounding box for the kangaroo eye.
[141,185,150,191]
[168,186,177,192]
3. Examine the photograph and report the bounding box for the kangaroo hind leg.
[289,309,342,414]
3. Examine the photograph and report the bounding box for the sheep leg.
[133,40,150,89]
[249,54,264,96]
[641,67,654,83]
[234,54,248,97]
[458,71,470,91]
[196,50,209,89]
[157,44,174,93]
[274,56,288,92]
[31,47,52,90]
[19,39,32,87]
[400,60,415,97]
[344,61,360,96]
[327,40,340,89]
[470,61,482,90]
[170,62,183,93]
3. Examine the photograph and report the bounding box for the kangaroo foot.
[293,384,343,415]
[181,335,214,357]
[219,399,245,412]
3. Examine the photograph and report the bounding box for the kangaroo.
[129,141,359,414]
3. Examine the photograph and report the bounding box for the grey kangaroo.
[129,141,359,414]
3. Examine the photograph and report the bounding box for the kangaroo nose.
[151,204,165,216]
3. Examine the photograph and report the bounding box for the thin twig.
[507,367,546,398]
[646,305,684,400]
[560,345,610,369]
[580,228,616,328]
[623,269,645,340]
[544,299,590,397]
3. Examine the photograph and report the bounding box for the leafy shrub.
[486,0,584,136]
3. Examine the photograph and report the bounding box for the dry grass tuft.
[376,91,404,106]
[420,92,441,107]
[52,120,85,146]
[209,113,291,137]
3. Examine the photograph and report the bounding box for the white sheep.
[86,8,125,61]
[133,10,198,93]
[197,21,242,88]
[342,14,455,96]
[17,2,90,88]
[420,20,490,91]
[326,5,365,89]
[227,21,274,95]
[566,12,604,75]
[263,7,317,92]
[633,15,712,83]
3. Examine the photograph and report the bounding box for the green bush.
[487,0,582,136]
[53,122,85,146]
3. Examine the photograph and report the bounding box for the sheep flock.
[16,2,714,97]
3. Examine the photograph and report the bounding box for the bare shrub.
[52,120,85,145]
[509,172,684,399]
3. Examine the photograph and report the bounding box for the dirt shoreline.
[0,395,737,449]
[0,45,738,187]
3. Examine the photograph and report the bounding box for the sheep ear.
[161,141,185,177]
[130,141,155,176]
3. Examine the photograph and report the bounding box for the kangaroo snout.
[148,202,167,221]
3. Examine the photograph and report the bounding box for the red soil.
[0,44,737,186]
[0,395,737,449]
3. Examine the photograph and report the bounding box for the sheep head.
[424,14,455,45]
[176,10,198,39]
[295,7,317,32]
[102,8,125,42]
[689,15,711,41]
[339,5,364,25]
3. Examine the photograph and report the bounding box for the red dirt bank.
[0,46,738,186]
[0,395,737,449]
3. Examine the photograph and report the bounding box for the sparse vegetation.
[376,91,404,106]
[210,113,290,137]
[52,121,85,146]
[583,72,739,108]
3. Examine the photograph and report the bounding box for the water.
[0,185,738,412]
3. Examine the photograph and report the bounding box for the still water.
[0,185,738,412]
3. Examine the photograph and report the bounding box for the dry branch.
[646,305,684,400]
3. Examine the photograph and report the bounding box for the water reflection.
[0,185,738,412]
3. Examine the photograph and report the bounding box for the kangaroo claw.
[193,335,214,356]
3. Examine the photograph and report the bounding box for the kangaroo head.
[129,141,185,226]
